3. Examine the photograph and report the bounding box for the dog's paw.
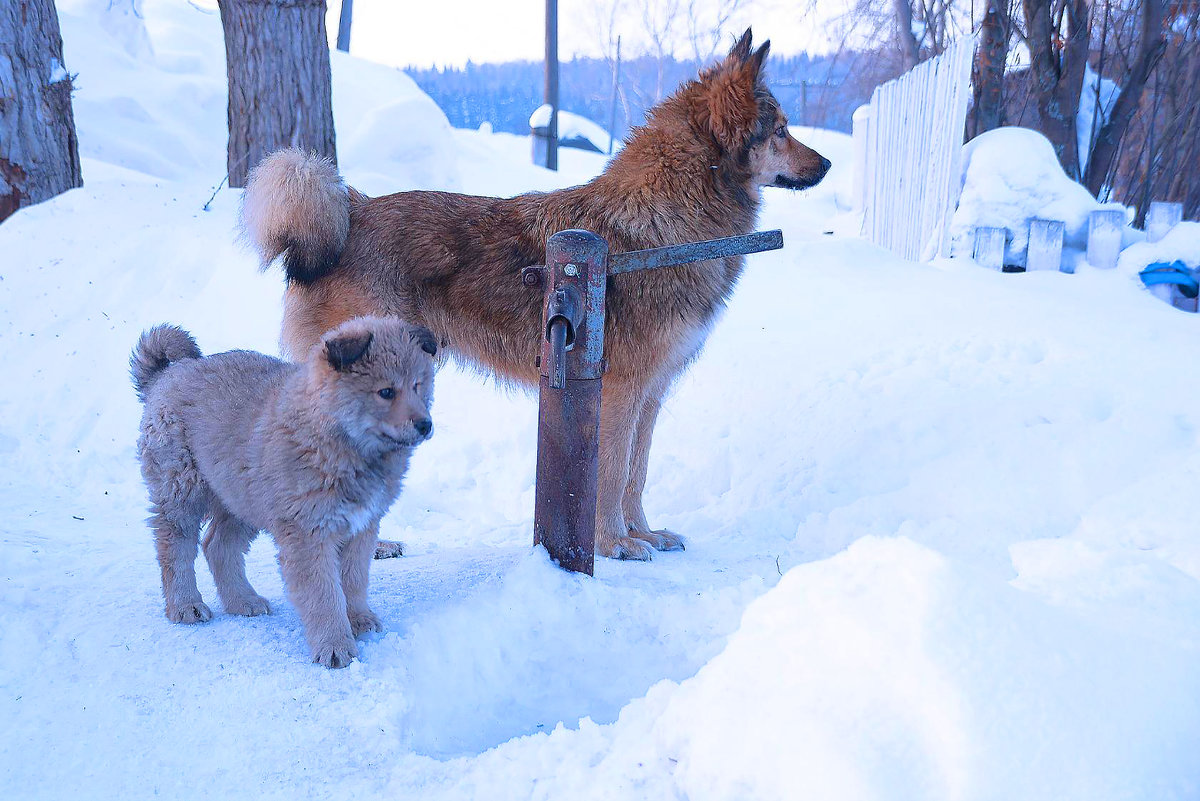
[349,609,383,638]
[630,529,686,552]
[311,638,358,669]
[226,594,271,617]
[598,534,655,561]
[373,540,405,560]
[165,601,213,624]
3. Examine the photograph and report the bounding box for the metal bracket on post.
[533,230,608,575]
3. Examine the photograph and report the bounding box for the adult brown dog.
[242,29,829,561]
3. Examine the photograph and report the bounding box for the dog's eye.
[412,381,421,393]
[378,387,395,400]
[776,125,787,138]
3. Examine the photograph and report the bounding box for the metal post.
[533,230,607,574]
[524,228,784,575]
[544,0,559,171]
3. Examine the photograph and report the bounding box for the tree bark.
[971,0,1009,137]
[1083,0,1167,196]
[892,0,921,70]
[218,0,336,188]
[0,0,83,223]
[1022,0,1090,179]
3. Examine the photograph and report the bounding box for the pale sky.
[327,0,844,69]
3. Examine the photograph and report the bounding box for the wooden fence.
[855,38,975,262]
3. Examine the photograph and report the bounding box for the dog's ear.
[325,331,373,371]
[409,326,437,357]
[749,40,770,82]
[728,28,753,63]
[700,67,760,151]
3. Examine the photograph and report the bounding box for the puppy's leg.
[276,526,356,668]
[595,379,655,561]
[623,382,685,552]
[141,432,213,623]
[202,504,270,617]
[150,501,213,624]
[341,522,383,638]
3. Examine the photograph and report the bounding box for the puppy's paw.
[226,594,271,617]
[349,609,383,638]
[373,540,405,560]
[598,534,654,561]
[630,529,686,552]
[165,601,213,624]
[311,638,358,669]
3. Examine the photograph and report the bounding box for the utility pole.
[336,0,352,52]
[607,35,621,155]
[545,0,558,170]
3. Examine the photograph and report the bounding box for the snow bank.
[949,127,1111,268]
[530,104,617,153]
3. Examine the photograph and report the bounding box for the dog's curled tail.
[130,324,202,403]
[241,148,351,286]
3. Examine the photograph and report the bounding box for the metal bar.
[607,229,784,275]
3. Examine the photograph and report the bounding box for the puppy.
[131,316,436,668]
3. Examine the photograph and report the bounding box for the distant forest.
[405,50,905,142]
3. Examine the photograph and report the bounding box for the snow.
[530,103,617,153]
[4,2,1200,799]
[949,127,1124,269]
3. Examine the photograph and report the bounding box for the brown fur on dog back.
[130,324,202,402]
[241,149,352,285]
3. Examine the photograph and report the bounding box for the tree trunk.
[1083,0,1167,196]
[218,0,336,188]
[971,0,1009,137]
[892,0,920,70]
[335,0,352,53]
[1022,0,1090,179]
[0,0,83,224]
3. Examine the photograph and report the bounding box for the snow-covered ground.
[3,2,1200,799]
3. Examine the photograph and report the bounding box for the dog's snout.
[819,156,831,173]
[414,418,433,437]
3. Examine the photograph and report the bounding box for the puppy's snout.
[414,418,433,438]
[819,156,831,173]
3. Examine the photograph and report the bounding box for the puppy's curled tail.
[241,148,351,285]
[130,324,202,403]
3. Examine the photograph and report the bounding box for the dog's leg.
[276,527,356,668]
[595,379,656,561]
[623,382,685,552]
[341,522,384,637]
[150,502,213,624]
[141,433,213,623]
[202,505,270,617]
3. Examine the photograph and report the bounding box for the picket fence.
[855,38,975,261]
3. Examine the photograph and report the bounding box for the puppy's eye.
[378,388,395,400]
[412,381,421,393]
[776,125,787,138]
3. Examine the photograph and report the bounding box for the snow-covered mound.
[2,3,1200,799]
[949,127,1110,268]
[530,103,617,153]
